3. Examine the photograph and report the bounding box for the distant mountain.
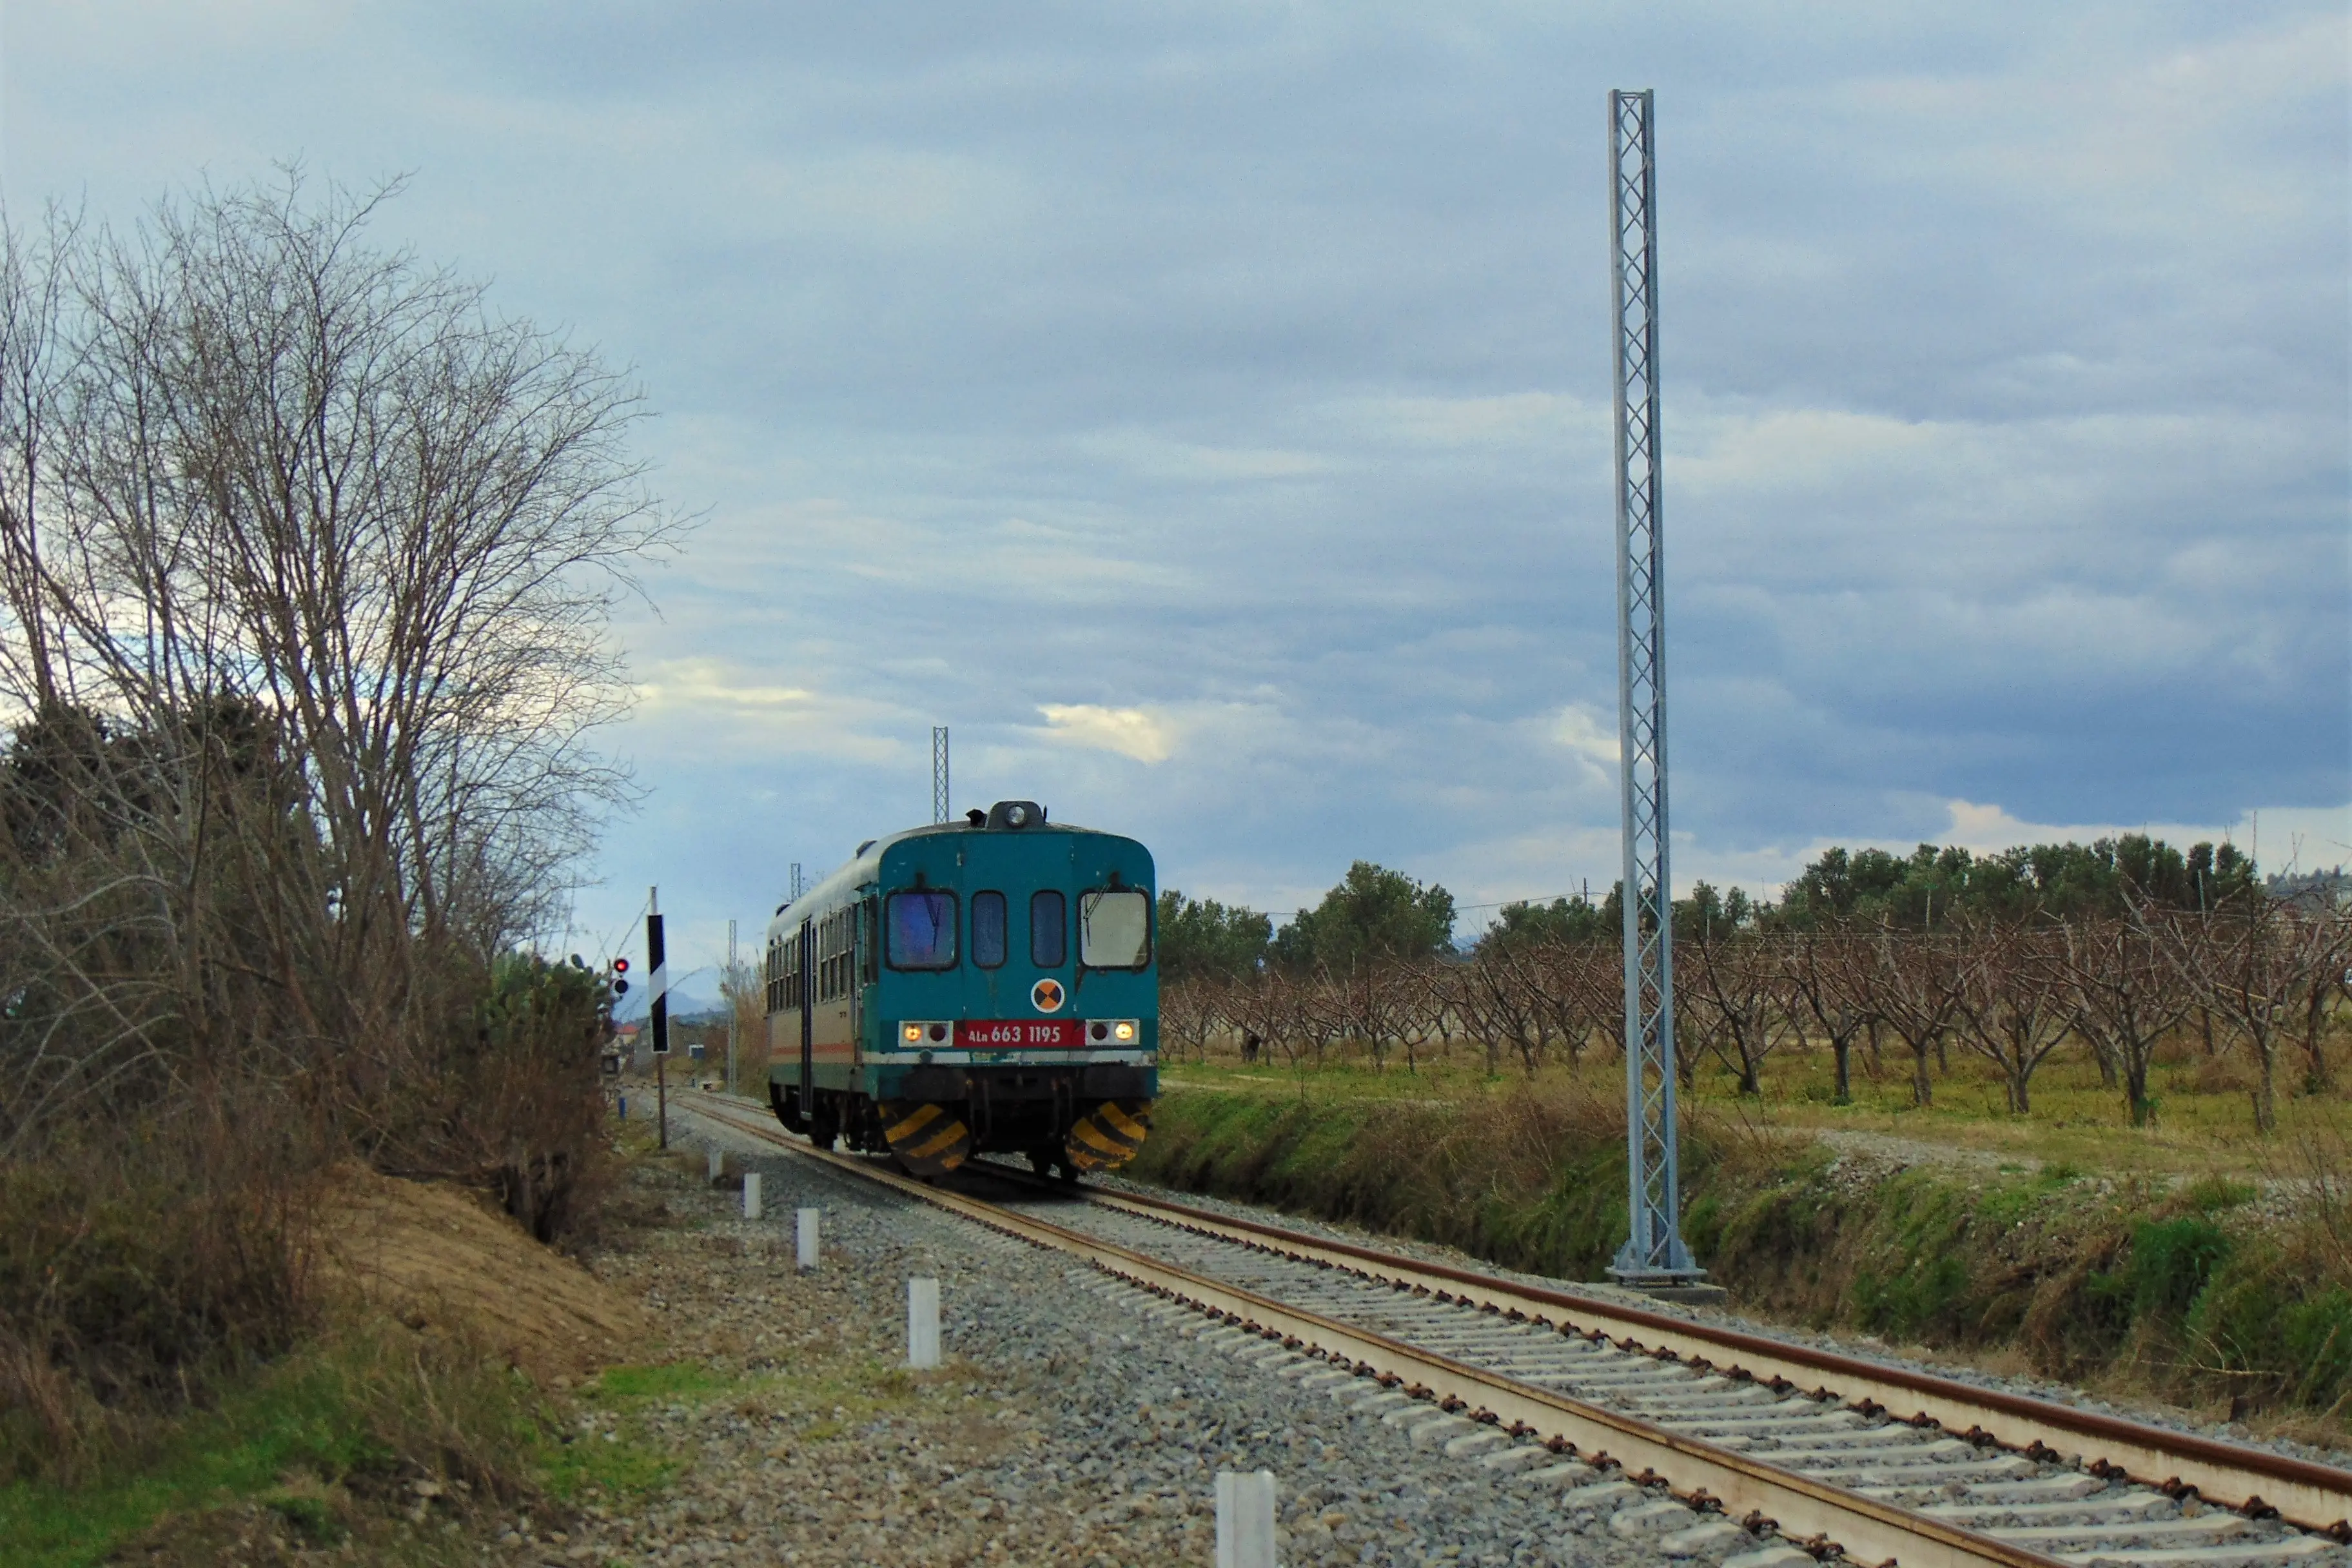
[611,985,725,1023]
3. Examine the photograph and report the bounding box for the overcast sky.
[7,3,2346,980]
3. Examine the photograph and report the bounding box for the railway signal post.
[1606,89,1716,1301]
[649,887,669,1150]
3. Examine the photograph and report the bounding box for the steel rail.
[670,1091,2078,1568]
[674,1089,2352,1544]
[1044,1181,2352,1537]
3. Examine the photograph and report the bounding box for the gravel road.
[528,1106,1705,1568]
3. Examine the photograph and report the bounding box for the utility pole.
[1607,88,1713,1300]
[932,726,951,825]
[649,886,669,1150]
[726,917,738,1097]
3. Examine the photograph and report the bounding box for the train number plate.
[956,1019,1082,1048]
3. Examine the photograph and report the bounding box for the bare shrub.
[0,173,669,1464]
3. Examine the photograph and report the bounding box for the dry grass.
[320,1164,656,1385]
[1162,1018,2350,1185]
[1137,1063,2352,1440]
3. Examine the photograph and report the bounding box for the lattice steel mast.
[1608,89,1703,1289]
[932,726,951,824]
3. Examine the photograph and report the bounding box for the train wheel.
[879,1100,973,1177]
[808,1096,839,1152]
[1063,1099,1151,1174]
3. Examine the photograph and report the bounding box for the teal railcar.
[760,799,1156,1177]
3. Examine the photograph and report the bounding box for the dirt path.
[1805,1127,2037,1177]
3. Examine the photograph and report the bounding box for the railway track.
[669,1088,2351,1568]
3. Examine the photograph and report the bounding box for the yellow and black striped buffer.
[879,1100,972,1177]
[1064,1098,1152,1173]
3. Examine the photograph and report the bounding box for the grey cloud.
[5,1,2341,963]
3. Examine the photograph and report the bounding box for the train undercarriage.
[770,1065,1152,1179]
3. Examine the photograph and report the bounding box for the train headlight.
[1113,1020,1137,1043]
[901,1023,923,1044]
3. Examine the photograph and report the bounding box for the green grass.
[0,1337,777,1565]
[540,1354,984,1507]
[0,1329,455,1568]
[1132,1077,2352,1431]
[536,1364,705,1504]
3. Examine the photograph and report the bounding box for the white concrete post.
[1216,1470,1277,1568]
[796,1208,820,1271]
[743,1171,763,1220]
[707,1146,724,1183]
[906,1277,941,1369]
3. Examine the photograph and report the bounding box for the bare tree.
[1489,943,1564,1076]
[2291,912,2352,1094]
[1233,972,1302,1068]
[1442,954,1511,1077]
[1387,964,1446,1074]
[1790,923,1874,1105]
[2198,903,2332,1133]
[0,174,673,1161]
[1951,921,2071,1115]
[2061,910,2194,1127]
[1161,975,1231,1064]
[1558,937,1631,1064]
[1867,920,1961,1107]
[0,175,672,1445]
[1525,940,1594,1065]
[1684,930,1790,1095]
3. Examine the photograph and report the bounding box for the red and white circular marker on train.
[1030,977,1065,1013]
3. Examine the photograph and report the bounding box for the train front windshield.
[886,891,957,968]
[1079,890,1150,968]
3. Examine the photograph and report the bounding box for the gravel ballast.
[542,1105,1698,1567]
[1081,1161,2352,1479]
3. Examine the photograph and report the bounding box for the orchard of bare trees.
[1161,863,2351,1136]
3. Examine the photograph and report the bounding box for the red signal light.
[613,957,630,973]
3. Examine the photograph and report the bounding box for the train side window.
[972,891,1007,968]
[1030,890,1066,967]
[1079,888,1151,969]
[885,890,958,970]
[818,912,839,1002]
[861,896,880,984]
